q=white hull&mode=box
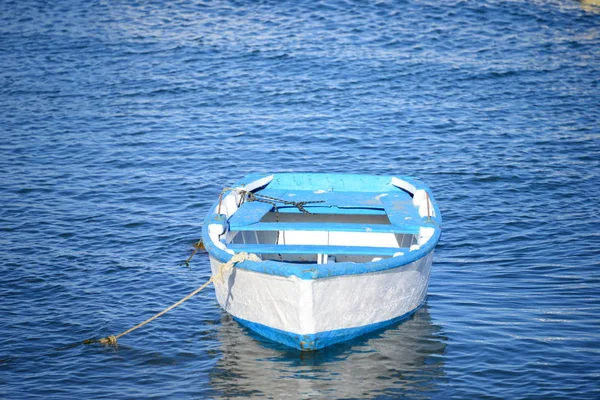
[209,251,433,349]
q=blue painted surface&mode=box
[2,0,599,398]
[228,200,275,227]
[228,174,422,227]
[235,304,423,351]
[380,194,425,226]
[226,172,430,231]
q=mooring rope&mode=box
[217,187,325,221]
[84,251,260,347]
[85,187,319,347]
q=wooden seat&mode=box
[225,186,426,236]
[226,243,408,256]
[228,221,421,235]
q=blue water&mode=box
[1,0,599,398]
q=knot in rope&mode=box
[99,336,118,346]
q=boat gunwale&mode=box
[201,173,442,280]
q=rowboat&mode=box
[202,173,442,350]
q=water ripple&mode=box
[1,0,599,398]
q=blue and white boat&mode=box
[202,173,442,350]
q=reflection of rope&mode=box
[84,252,260,347]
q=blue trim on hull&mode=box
[233,304,424,351]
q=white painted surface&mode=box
[210,258,308,333]
[417,227,435,245]
[210,252,433,335]
[412,189,436,219]
[391,177,417,194]
[278,230,400,248]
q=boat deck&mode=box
[228,187,426,235]
[216,174,438,261]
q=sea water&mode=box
[1,0,599,398]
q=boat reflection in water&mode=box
[210,306,447,398]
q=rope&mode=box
[213,252,261,282]
[84,252,260,347]
[217,187,325,221]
